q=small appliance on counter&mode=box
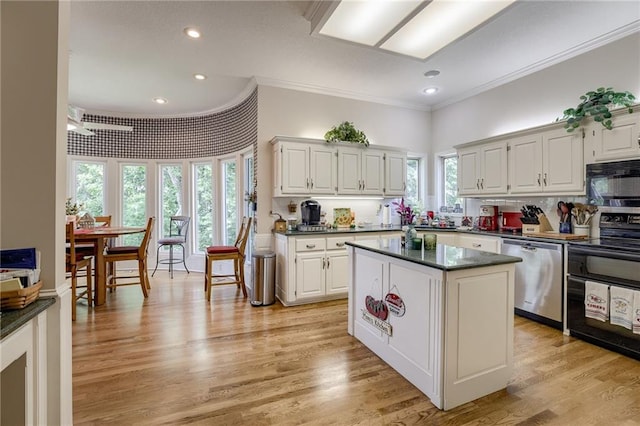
[478,205,499,231]
[300,199,321,225]
[501,212,522,232]
[270,211,287,232]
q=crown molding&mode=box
[254,75,431,112]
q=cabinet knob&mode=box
[472,243,481,248]
[306,244,316,249]
[543,173,547,186]
[336,242,345,248]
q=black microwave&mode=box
[586,159,640,207]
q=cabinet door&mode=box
[508,135,543,194]
[592,113,640,161]
[325,250,349,295]
[361,150,384,195]
[480,142,508,194]
[457,148,480,195]
[337,147,362,194]
[542,128,584,193]
[295,252,325,299]
[281,144,309,194]
[384,151,407,196]
[310,145,336,194]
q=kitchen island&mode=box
[346,238,521,410]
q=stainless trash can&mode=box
[251,250,276,306]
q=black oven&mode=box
[567,212,640,360]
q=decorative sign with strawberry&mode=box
[365,295,388,320]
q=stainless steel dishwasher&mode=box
[501,238,563,329]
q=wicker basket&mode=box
[0,281,42,310]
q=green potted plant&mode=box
[324,121,369,146]
[560,87,635,132]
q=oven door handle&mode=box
[569,245,640,262]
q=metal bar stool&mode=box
[152,215,190,279]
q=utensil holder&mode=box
[574,224,590,236]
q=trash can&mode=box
[251,250,276,306]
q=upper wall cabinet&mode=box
[509,128,584,194]
[337,146,384,195]
[271,136,407,198]
[272,139,336,196]
[457,141,508,196]
[384,151,407,196]
[590,112,640,162]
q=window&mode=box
[193,163,213,253]
[73,161,105,216]
[406,157,420,205]
[221,160,237,245]
[121,164,147,245]
[443,155,462,210]
[159,164,184,238]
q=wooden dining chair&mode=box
[204,216,252,301]
[104,217,154,298]
[75,214,112,257]
[66,222,93,321]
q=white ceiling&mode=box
[68,1,640,117]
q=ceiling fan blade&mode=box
[70,126,95,136]
[82,122,133,132]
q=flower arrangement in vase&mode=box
[392,197,415,226]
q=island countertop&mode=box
[346,238,522,271]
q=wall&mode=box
[431,32,640,152]
[0,1,72,423]
[256,85,431,237]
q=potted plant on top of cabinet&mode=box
[324,121,369,146]
[560,87,635,133]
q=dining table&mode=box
[74,226,146,306]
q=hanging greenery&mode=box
[560,87,635,132]
[324,121,369,146]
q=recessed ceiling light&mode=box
[424,70,441,78]
[153,97,168,105]
[423,87,439,95]
[183,27,201,39]
[194,73,207,80]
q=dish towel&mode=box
[610,286,634,330]
[585,281,609,322]
[633,290,640,335]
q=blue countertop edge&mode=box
[1,297,56,341]
[276,226,580,244]
[346,239,522,272]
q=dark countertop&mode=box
[346,238,522,271]
[1,298,56,340]
[276,225,576,244]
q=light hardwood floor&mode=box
[72,273,640,425]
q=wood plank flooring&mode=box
[72,273,640,425]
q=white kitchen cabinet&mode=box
[337,146,384,195]
[456,234,501,253]
[457,141,508,196]
[272,139,336,196]
[508,128,584,194]
[275,233,356,305]
[384,151,407,196]
[591,112,640,161]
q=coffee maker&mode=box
[478,205,499,231]
[301,199,321,225]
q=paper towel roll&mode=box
[382,205,390,226]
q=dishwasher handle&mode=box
[502,238,562,252]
